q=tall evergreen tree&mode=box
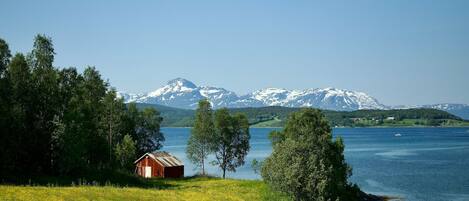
[2,53,30,174]
[29,34,60,174]
[0,38,11,175]
[55,68,89,174]
[212,109,250,179]
[186,99,215,175]
[0,38,11,77]
[102,89,126,163]
[52,68,81,171]
[81,67,109,168]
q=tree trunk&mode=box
[223,168,226,179]
[202,157,205,175]
[109,104,112,162]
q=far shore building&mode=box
[134,151,184,178]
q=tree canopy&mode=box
[0,35,164,178]
[186,99,216,175]
[212,108,250,179]
[261,108,360,201]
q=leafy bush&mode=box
[261,108,359,201]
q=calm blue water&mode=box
[160,127,469,201]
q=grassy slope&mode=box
[0,177,289,201]
[251,117,284,127]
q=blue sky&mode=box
[1,0,468,105]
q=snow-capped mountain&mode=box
[117,78,469,119]
[246,87,386,110]
[128,78,204,109]
[117,78,386,111]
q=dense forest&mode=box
[138,104,468,127]
[0,36,163,180]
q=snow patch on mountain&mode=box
[250,88,292,106]
[116,92,142,103]
[199,86,239,108]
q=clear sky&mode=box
[1,0,468,106]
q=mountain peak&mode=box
[167,78,197,88]
[119,79,387,110]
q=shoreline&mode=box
[162,126,469,129]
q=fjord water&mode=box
[160,127,469,201]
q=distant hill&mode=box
[135,103,194,127]
[135,103,469,128]
[420,104,469,120]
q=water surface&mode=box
[160,127,469,201]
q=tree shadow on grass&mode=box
[0,169,180,189]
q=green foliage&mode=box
[251,159,263,175]
[123,103,164,156]
[31,34,55,70]
[0,40,12,175]
[324,108,463,127]
[27,34,61,174]
[0,38,11,76]
[0,53,31,175]
[115,135,137,171]
[102,89,127,162]
[212,109,250,178]
[186,100,216,175]
[0,36,163,178]
[139,107,164,153]
[268,130,285,146]
[261,108,359,201]
[139,103,466,127]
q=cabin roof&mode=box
[134,151,184,167]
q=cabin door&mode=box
[144,166,152,178]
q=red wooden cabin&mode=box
[134,151,184,178]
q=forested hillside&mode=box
[137,104,469,127]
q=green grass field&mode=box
[0,177,290,201]
[251,117,284,127]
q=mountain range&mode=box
[117,78,469,119]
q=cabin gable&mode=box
[134,152,184,178]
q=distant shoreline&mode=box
[162,126,469,129]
